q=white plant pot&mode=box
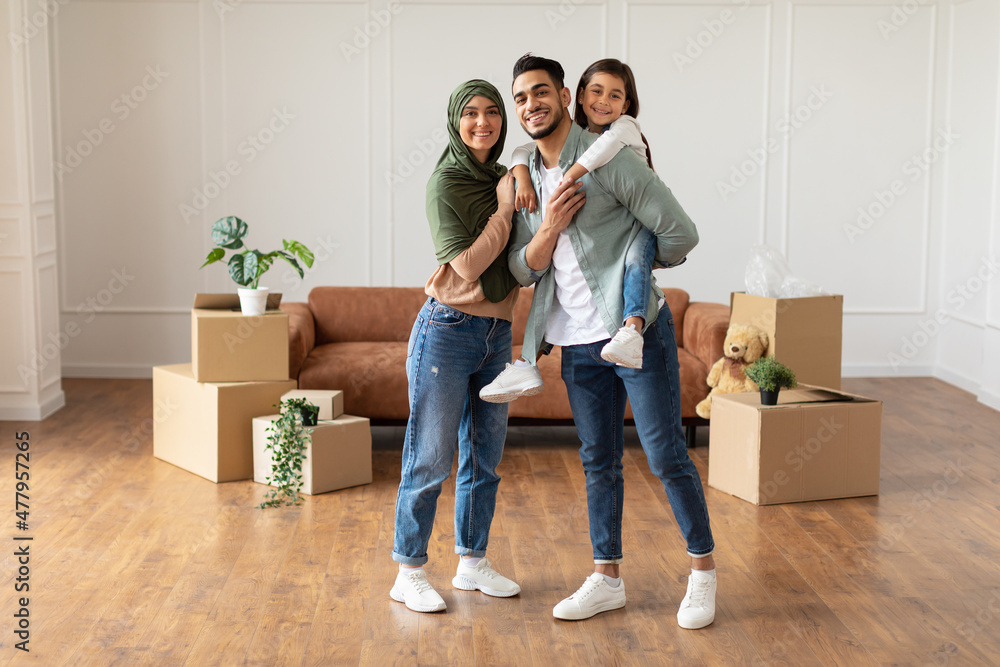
[237,287,269,316]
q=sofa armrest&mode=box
[683,302,730,370]
[280,301,315,381]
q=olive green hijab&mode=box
[426,79,519,303]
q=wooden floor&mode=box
[1,377,999,665]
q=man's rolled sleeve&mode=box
[508,210,549,285]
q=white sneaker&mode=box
[600,325,643,368]
[479,363,544,403]
[677,571,716,629]
[390,569,447,613]
[553,573,627,620]
[452,558,521,597]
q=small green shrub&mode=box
[745,356,798,392]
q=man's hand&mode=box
[525,180,586,272]
[542,180,585,234]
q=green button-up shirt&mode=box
[508,122,699,362]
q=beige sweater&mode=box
[424,203,519,321]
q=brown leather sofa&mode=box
[282,286,729,444]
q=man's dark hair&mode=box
[512,53,565,90]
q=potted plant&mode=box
[745,356,798,406]
[300,402,320,426]
[259,397,317,508]
[200,216,315,316]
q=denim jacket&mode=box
[508,123,698,362]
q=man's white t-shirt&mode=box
[538,164,608,346]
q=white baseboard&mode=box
[932,366,981,395]
[976,385,1000,413]
[0,391,66,421]
[932,366,1000,413]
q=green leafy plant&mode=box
[259,398,317,508]
[745,356,798,392]
[300,403,319,426]
[201,216,315,288]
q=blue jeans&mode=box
[561,303,714,562]
[622,227,656,323]
[392,298,512,566]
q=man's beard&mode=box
[523,105,564,140]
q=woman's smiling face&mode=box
[459,95,503,162]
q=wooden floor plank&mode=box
[711,502,877,666]
[184,621,256,666]
[130,506,260,663]
[207,508,300,626]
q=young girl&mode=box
[480,59,657,404]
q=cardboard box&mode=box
[252,414,372,494]
[729,292,844,390]
[708,385,881,505]
[191,293,289,383]
[280,389,344,420]
[153,364,297,483]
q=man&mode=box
[506,53,717,627]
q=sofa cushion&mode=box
[684,302,730,371]
[309,286,427,345]
[298,341,409,420]
[677,347,710,418]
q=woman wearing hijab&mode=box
[389,80,521,613]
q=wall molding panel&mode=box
[0,0,65,419]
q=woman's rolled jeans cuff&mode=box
[392,552,429,567]
[457,547,486,558]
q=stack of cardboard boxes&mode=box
[708,293,883,505]
[253,389,372,495]
[152,295,372,492]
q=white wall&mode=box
[22,0,1000,407]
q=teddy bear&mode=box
[695,324,770,419]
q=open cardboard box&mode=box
[729,292,843,390]
[191,293,289,382]
[708,384,881,505]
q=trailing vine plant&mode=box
[259,398,316,508]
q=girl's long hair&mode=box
[573,59,654,171]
